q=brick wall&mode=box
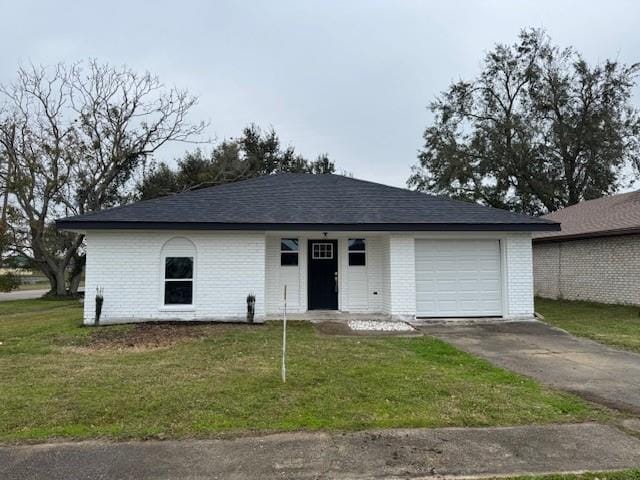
[83,230,265,325]
[532,243,561,299]
[388,235,417,319]
[380,236,391,314]
[504,235,535,318]
[533,234,640,306]
[84,230,536,324]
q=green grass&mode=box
[536,298,640,353]
[502,470,640,480]
[0,299,608,443]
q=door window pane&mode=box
[312,243,333,259]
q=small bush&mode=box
[0,272,21,292]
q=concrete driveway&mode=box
[418,320,640,414]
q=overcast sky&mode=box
[1,0,639,187]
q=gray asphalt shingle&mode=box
[56,173,559,231]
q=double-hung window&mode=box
[348,239,366,266]
[280,238,299,266]
[164,257,194,305]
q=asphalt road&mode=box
[0,289,48,301]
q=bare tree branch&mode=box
[0,60,206,295]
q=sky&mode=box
[1,0,639,188]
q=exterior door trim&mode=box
[307,239,339,310]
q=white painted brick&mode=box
[83,230,265,325]
[388,235,416,318]
[84,230,536,324]
[504,235,535,317]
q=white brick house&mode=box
[57,174,558,325]
[533,191,640,306]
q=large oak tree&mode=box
[0,61,205,295]
[409,29,640,215]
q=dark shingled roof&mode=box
[534,190,640,242]
[56,173,559,232]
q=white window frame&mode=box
[280,238,299,266]
[163,256,194,307]
[348,238,366,266]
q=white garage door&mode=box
[415,240,502,317]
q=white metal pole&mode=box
[282,284,287,383]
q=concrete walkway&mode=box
[418,320,640,414]
[2,423,640,479]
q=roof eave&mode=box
[56,220,561,232]
[534,226,640,243]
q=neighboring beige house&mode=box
[533,191,640,306]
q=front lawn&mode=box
[504,471,640,480]
[0,299,606,443]
[536,298,640,353]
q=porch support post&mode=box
[256,233,267,321]
[388,235,416,321]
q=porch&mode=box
[264,231,533,322]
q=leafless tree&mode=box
[0,60,206,295]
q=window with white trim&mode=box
[312,242,334,259]
[164,257,194,304]
[280,238,299,266]
[348,239,366,266]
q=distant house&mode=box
[56,174,557,325]
[533,191,640,306]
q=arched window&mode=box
[161,237,196,306]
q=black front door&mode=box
[308,240,338,310]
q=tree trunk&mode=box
[69,274,82,296]
[30,231,85,297]
[68,254,85,296]
[1,154,10,228]
[34,260,58,295]
[35,259,67,296]
[54,266,66,296]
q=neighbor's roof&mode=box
[534,190,640,242]
[56,173,559,232]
